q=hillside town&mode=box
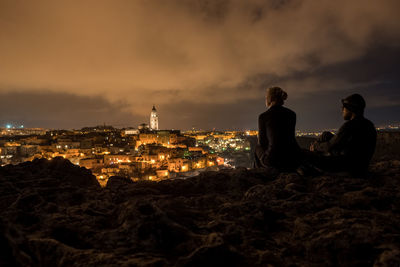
[0,106,255,186]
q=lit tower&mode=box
[150,105,159,130]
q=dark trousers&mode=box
[254,145,299,172]
[302,150,347,172]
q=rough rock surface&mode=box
[1,157,400,266]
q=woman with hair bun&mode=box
[255,87,301,171]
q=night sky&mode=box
[0,0,399,130]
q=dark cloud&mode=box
[159,98,263,131]
[0,91,143,129]
[0,0,399,129]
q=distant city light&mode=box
[6,124,12,129]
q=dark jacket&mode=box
[256,105,301,170]
[327,116,377,174]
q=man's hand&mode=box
[310,141,316,152]
[311,140,330,153]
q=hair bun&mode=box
[267,86,288,104]
[281,91,288,100]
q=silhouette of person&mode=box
[310,93,377,175]
[255,87,301,171]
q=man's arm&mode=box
[310,131,334,153]
[327,123,350,155]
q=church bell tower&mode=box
[150,105,159,130]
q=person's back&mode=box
[258,105,300,170]
[255,87,300,171]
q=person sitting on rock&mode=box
[310,93,377,175]
[255,87,301,171]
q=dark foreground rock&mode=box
[1,158,400,266]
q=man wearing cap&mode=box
[310,94,377,175]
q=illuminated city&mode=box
[0,107,259,186]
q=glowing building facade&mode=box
[150,105,159,130]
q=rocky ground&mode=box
[1,157,400,266]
